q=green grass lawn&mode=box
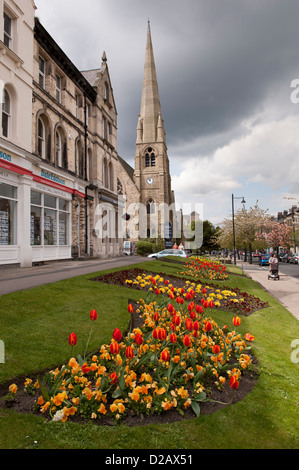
[0,259,298,449]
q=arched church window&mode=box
[145,147,156,167]
[147,198,155,214]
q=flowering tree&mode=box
[255,220,293,253]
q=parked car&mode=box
[281,253,291,263]
[278,252,286,262]
[259,254,271,266]
[148,249,188,259]
[289,254,299,264]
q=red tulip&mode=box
[125,346,134,359]
[202,288,207,294]
[109,372,118,385]
[68,332,77,346]
[161,350,170,362]
[167,303,174,314]
[158,328,167,341]
[229,375,239,390]
[153,328,159,340]
[185,318,193,331]
[110,342,120,354]
[153,311,159,321]
[112,328,122,342]
[173,315,181,326]
[81,364,91,374]
[203,301,209,309]
[205,321,212,332]
[233,316,241,327]
[187,302,195,311]
[169,332,177,343]
[155,288,160,295]
[212,344,220,354]
[134,333,143,345]
[196,305,203,314]
[127,304,134,314]
[189,311,196,319]
[90,309,97,321]
[245,333,255,342]
[183,335,191,347]
[209,301,215,308]
[193,320,200,331]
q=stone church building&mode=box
[116,22,176,243]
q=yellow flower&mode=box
[9,384,17,394]
[98,403,107,414]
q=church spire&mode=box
[138,22,165,144]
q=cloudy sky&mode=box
[34,0,299,224]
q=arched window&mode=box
[87,148,92,180]
[55,128,62,167]
[117,178,123,195]
[75,139,83,178]
[2,89,11,138]
[103,158,108,188]
[37,117,45,159]
[147,198,155,214]
[145,147,156,167]
[109,161,113,191]
[37,114,51,161]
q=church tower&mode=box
[134,22,174,238]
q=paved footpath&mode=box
[0,256,148,296]
[237,260,299,321]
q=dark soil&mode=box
[90,268,269,316]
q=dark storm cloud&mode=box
[35,0,299,162]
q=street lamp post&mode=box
[232,194,246,265]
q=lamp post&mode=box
[232,194,246,265]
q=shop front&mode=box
[0,145,77,266]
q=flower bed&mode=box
[3,274,258,426]
[92,268,269,316]
[183,257,229,281]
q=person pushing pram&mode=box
[268,253,279,280]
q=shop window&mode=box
[30,191,70,246]
[2,89,11,138]
[0,182,17,245]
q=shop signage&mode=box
[0,150,12,162]
[40,169,66,186]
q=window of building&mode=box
[30,191,70,246]
[38,56,46,89]
[56,74,62,103]
[2,89,11,138]
[37,117,45,158]
[86,104,91,127]
[75,93,80,119]
[147,198,155,214]
[55,128,62,167]
[145,147,156,167]
[117,178,123,195]
[3,12,12,49]
[75,139,83,177]
[0,182,17,245]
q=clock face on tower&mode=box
[146,177,154,185]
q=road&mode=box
[238,257,299,279]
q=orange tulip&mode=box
[127,304,134,314]
[110,342,120,355]
[229,375,239,390]
[153,328,159,340]
[169,332,177,343]
[125,346,134,359]
[233,317,241,327]
[161,350,170,362]
[158,328,167,341]
[109,372,118,385]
